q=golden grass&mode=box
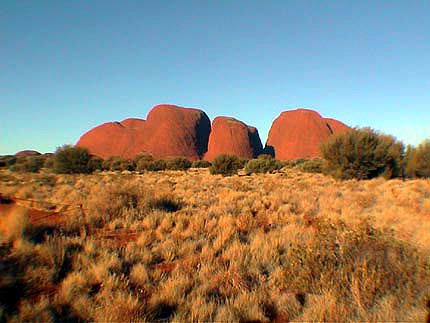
[0,168,430,322]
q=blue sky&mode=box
[1,0,429,155]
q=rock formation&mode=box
[14,150,41,157]
[76,104,348,162]
[141,104,211,160]
[75,122,137,159]
[324,118,349,135]
[204,117,263,161]
[265,108,349,160]
[76,104,211,160]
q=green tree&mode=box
[53,145,91,174]
[321,128,404,180]
[209,154,242,176]
[404,140,430,178]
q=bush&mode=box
[53,145,91,174]
[146,159,167,171]
[404,140,430,178]
[191,160,211,168]
[209,154,242,176]
[0,156,16,168]
[282,158,306,169]
[24,156,44,173]
[166,157,192,170]
[135,154,154,171]
[257,154,273,160]
[43,155,54,169]
[244,158,282,175]
[295,158,324,174]
[7,156,44,173]
[102,156,135,172]
[135,155,167,172]
[321,128,404,180]
[87,156,103,172]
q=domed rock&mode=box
[76,121,140,159]
[204,117,263,161]
[76,104,211,160]
[265,108,348,160]
[14,150,41,157]
[141,104,211,160]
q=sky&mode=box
[1,0,429,155]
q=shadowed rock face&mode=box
[324,118,349,135]
[204,117,263,161]
[14,150,41,157]
[265,108,349,160]
[142,104,211,160]
[76,104,211,160]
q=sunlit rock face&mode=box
[265,108,349,160]
[204,116,263,161]
[76,104,211,160]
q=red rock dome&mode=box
[141,104,211,160]
[76,104,211,160]
[14,150,41,157]
[204,117,263,161]
[265,108,349,160]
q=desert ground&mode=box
[1,167,430,322]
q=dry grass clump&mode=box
[1,168,430,322]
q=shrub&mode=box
[23,156,44,173]
[404,140,430,178]
[210,154,242,176]
[282,158,306,169]
[146,159,167,171]
[102,156,135,171]
[122,160,136,172]
[7,156,44,173]
[295,158,324,174]
[257,154,274,160]
[43,155,54,169]
[321,128,404,180]
[87,156,103,172]
[135,155,167,172]
[135,154,154,171]
[0,156,16,168]
[191,160,211,168]
[166,157,192,170]
[53,145,91,174]
[107,157,123,171]
[244,158,282,175]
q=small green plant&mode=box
[166,157,192,170]
[102,156,135,171]
[295,158,323,174]
[43,155,54,169]
[135,154,154,171]
[53,145,91,174]
[7,156,44,173]
[146,159,167,171]
[257,154,273,160]
[87,156,103,172]
[209,154,242,176]
[321,128,404,180]
[404,140,430,178]
[244,158,282,175]
[0,156,16,168]
[191,160,211,168]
